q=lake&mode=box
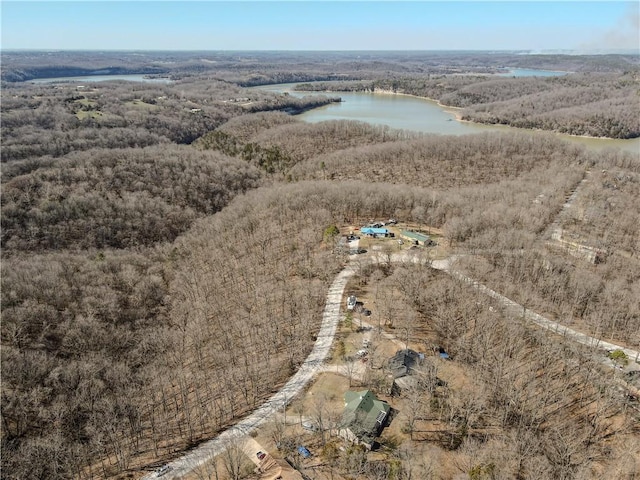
[498,68,569,77]
[30,74,172,84]
[258,83,513,136]
[256,83,639,155]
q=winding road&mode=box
[447,267,640,362]
[143,260,357,479]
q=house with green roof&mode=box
[400,230,431,246]
[339,390,391,448]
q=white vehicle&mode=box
[156,465,171,477]
[302,420,319,431]
[347,295,357,311]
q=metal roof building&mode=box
[360,227,390,237]
[400,230,431,245]
[341,390,391,446]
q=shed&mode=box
[400,230,431,245]
[347,295,357,311]
[297,446,311,458]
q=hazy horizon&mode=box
[2,48,638,54]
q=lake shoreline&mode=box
[366,88,636,142]
[371,87,463,118]
[258,83,639,153]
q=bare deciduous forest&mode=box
[1,51,639,479]
[1,146,263,251]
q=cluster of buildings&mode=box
[323,222,441,449]
[336,347,446,449]
[357,221,433,247]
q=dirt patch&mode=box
[289,373,350,418]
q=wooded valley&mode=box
[1,51,639,479]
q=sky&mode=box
[1,1,638,52]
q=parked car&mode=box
[355,349,368,358]
[298,446,312,458]
[302,420,319,432]
[347,295,357,311]
[156,465,171,477]
[257,451,267,461]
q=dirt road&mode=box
[144,244,637,478]
[142,257,357,479]
[426,254,638,364]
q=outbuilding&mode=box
[400,230,431,246]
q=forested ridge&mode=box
[1,146,263,251]
[1,51,639,479]
[0,79,337,163]
[196,115,415,174]
[2,50,637,83]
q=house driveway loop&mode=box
[145,243,637,478]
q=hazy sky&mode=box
[1,1,638,52]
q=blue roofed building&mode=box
[360,227,391,237]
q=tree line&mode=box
[4,50,636,83]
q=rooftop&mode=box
[343,390,390,441]
[400,230,430,242]
[361,227,389,235]
[387,349,424,378]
